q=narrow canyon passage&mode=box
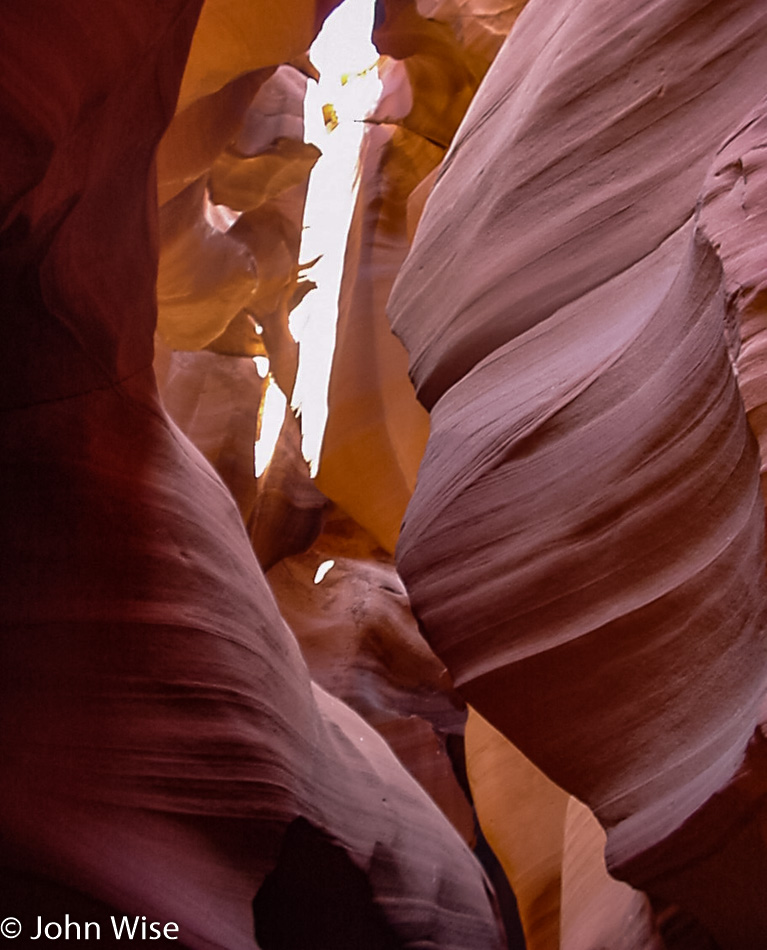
[2,1,767,949]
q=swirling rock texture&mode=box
[698,100,767,534]
[390,0,767,947]
[7,0,767,947]
[155,56,334,574]
[319,1,674,946]
[156,62,318,393]
[0,0,508,947]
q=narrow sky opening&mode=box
[313,559,336,584]
[289,0,382,476]
[255,376,287,478]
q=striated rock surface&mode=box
[391,0,767,945]
[697,99,767,530]
[10,0,767,944]
[391,0,767,410]
[1,368,506,949]
[0,1,507,946]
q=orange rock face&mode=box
[317,0,524,553]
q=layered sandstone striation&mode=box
[390,0,767,946]
[6,0,767,946]
[698,100,767,532]
[0,1,507,946]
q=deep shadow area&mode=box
[474,828,527,950]
[253,817,401,949]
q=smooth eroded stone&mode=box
[392,2,767,943]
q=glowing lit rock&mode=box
[157,69,272,207]
[315,62,435,552]
[156,178,258,350]
[157,67,316,368]
[466,709,661,950]
[177,0,338,112]
[318,0,525,551]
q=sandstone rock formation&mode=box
[466,709,663,950]
[390,0,767,946]
[0,1,507,946]
[268,509,476,842]
[6,0,767,946]
[698,99,767,532]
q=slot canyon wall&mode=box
[1,1,767,950]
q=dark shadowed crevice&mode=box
[253,817,401,950]
[445,732,527,949]
[474,829,527,950]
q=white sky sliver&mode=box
[254,377,287,478]
[252,355,270,378]
[313,559,336,584]
[289,0,382,477]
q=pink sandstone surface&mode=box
[4,0,767,946]
[390,0,767,946]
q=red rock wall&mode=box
[7,0,767,946]
[390,0,767,946]
[0,2,507,946]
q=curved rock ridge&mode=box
[157,65,316,380]
[697,98,767,532]
[154,60,329,572]
[0,1,507,946]
[155,343,264,527]
[1,370,506,948]
[399,217,767,856]
[388,0,767,409]
[392,0,767,943]
[177,0,340,113]
[249,410,330,572]
[466,709,663,950]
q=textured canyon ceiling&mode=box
[2,0,767,948]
